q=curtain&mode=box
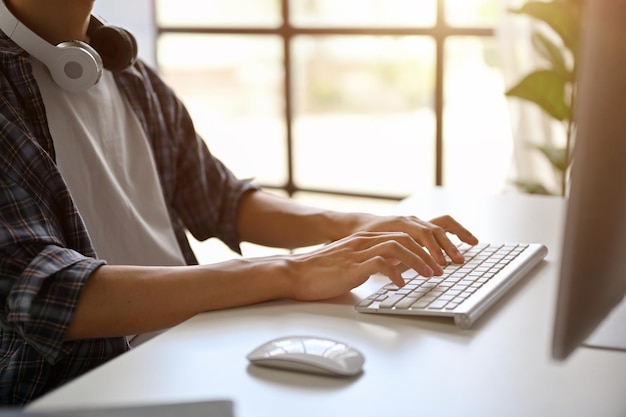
[496,0,566,195]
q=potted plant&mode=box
[505,0,583,196]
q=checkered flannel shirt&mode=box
[0,31,257,405]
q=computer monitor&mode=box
[552,0,626,360]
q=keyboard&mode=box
[355,242,548,329]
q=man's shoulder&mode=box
[0,31,32,94]
[114,58,171,97]
[0,31,26,57]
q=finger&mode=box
[400,218,459,265]
[389,233,444,274]
[430,215,479,245]
[431,226,466,264]
[358,255,409,288]
[414,229,449,266]
[424,227,470,264]
[361,240,438,278]
[336,231,444,275]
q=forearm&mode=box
[67,212,472,340]
[236,190,367,249]
[66,258,291,340]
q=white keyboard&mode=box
[355,242,548,329]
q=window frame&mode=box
[153,0,495,201]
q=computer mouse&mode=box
[246,335,365,377]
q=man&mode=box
[0,0,478,405]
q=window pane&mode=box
[290,0,436,28]
[445,0,499,27]
[156,0,281,27]
[158,34,286,186]
[294,192,397,215]
[292,36,436,196]
[443,37,512,192]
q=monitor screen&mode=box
[552,0,626,360]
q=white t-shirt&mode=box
[31,60,186,267]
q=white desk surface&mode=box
[28,189,626,417]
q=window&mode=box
[154,0,511,207]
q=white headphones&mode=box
[0,0,137,92]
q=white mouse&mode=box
[247,335,365,377]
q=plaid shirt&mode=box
[0,32,257,405]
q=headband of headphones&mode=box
[0,0,137,92]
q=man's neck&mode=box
[5,0,95,44]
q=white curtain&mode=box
[496,0,566,195]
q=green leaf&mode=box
[531,31,571,79]
[510,180,554,195]
[535,144,567,171]
[510,1,581,53]
[505,69,570,121]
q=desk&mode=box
[28,189,626,417]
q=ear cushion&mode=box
[50,40,103,92]
[89,25,137,72]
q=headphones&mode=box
[0,0,137,92]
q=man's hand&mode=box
[338,213,479,266]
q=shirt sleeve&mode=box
[0,117,104,365]
[174,127,260,253]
